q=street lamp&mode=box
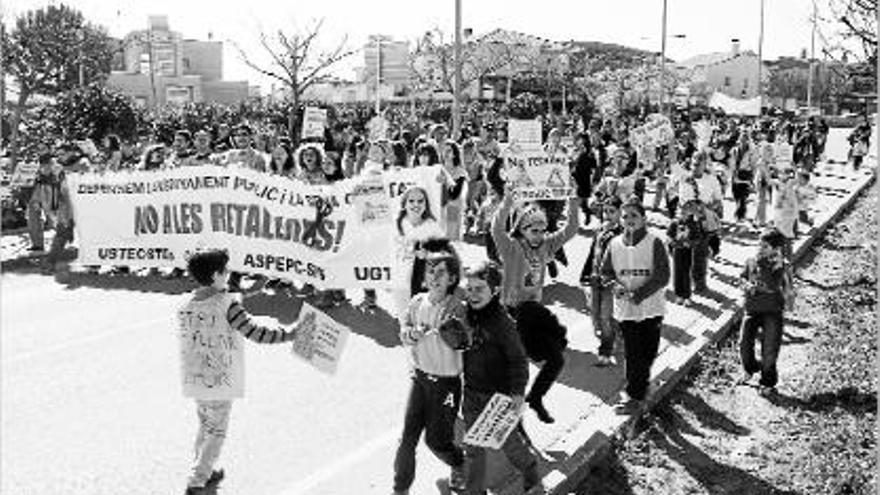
[452,0,462,139]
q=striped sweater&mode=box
[191,287,293,344]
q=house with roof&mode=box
[678,40,762,102]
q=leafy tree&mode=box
[232,18,353,145]
[507,92,543,120]
[2,4,112,162]
[52,83,143,142]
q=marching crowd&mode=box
[18,104,874,494]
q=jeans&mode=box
[620,317,663,401]
[393,370,464,491]
[590,286,618,357]
[45,220,75,266]
[732,183,750,221]
[739,311,784,387]
[461,389,539,494]
[672,246,693,299]
[189,400,232,488]
[691,238,709,291]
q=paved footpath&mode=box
[0,129,874,495]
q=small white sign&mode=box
[507,119,543,148]
[291,302,350,374]
[463,393,525,449]
[10,162,40,188]
[368,116,389,142]
[302,107,328,140]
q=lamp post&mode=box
[807,0,817,112]
[757,0,765,111]
[660,0,667,114]
[452,0,462,139]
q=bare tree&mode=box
[232,19,353,144]
[409,28,521,97]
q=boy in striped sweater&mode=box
[179,250,300,495]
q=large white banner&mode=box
[66,164,445,289]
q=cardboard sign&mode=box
[507,119,543,148]
[463,393,525,449]
[351,174,391,225]
[291,302,350,374]
[10,162,40,188]
[503,148,574,201]
[302,107,328,140]
[178,295,245,400]
[368,116,389,142]
[774,143,794,171]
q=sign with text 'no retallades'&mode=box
[503,147,574,201]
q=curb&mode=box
[524,167,877,495]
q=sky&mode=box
[2,0,850,92]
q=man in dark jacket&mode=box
[461,261,540,494]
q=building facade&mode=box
[107,16,250,107]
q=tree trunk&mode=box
[289,90,300,148]
[8,90,29,167]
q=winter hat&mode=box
[512,203,548,233]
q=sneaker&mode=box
[758,385,777,397]
[527,397,555,424]
[594,355,616,367]
[614,398,645,416]
[207,469,225,484]
[449,462,467,492]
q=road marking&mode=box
[2,291,263,367]
[274,426,400,495]
[2,316,168,366]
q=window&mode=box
[724,76,731,87]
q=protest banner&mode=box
[66,164,444,289]
[178,298,245,400]
[368,115,389,141]
[350,173,391,225]
[302,107,328,140]
[507,119,543,148]
[774,142,794,172]
[291,302,350,374]
[503,147,574,201]
[462,393,525,449]
[596,93,618,116]
[9,162,40,188]
[693,120,713,151]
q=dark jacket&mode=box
[571,149,596,199]
[463,297,529,395]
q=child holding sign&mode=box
[179,250,299,495]
[461,260,540,493]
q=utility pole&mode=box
[807,0,817,111]
[452,0,462,139]
[1,22,6,149]
[147,23,158,108]
[757,0,765,111]
[660,0,668,115]
[374,36,382,115]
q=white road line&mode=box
[2,316,168,366]
[274,426,400,495]
[2,291,262,366]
